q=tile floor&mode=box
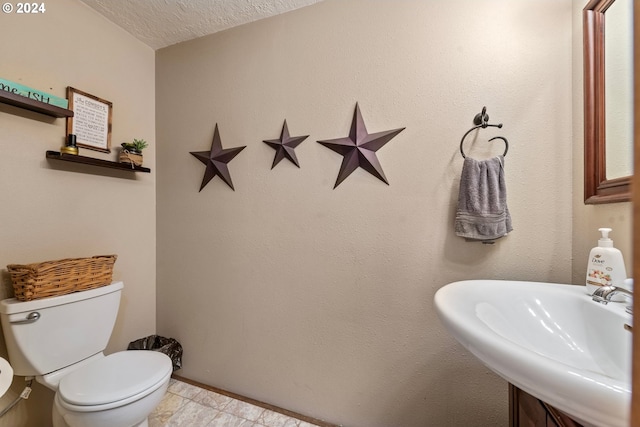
[150,379,322,427]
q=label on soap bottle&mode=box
[586,266,612,287]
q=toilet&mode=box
[0,281,172,427]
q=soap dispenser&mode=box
[585,228,627,295]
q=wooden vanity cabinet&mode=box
[510,384,583,427]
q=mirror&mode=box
[605,0,633,179]
[583,0,633,204]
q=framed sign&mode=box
[66,87,113,153]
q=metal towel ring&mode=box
[459,130,509,159]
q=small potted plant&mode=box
[119,138,148,166]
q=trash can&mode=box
[127,335,183,371]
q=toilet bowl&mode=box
[0,282,173,427]
[52,351,172,427]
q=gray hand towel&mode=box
[455,155,512,242]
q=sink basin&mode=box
[0,356,13,398]
[434,280,631,427]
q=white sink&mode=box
[0,356,13,398]
[434,280,631,427]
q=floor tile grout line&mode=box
[167,389,192,414]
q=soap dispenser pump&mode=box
[585,228,627,295]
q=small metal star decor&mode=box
[263,120,309,169]
[190,124,246,191]
[317,103,405,188]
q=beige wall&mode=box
[571,0,633,284]
[156,1,574,425]
[0,1,630,426]
[0,0,156,425]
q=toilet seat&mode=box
[57,351,172,412]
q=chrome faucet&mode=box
[592,285,633,314]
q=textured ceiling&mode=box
[79,0,324,50]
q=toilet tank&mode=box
[0,281,124,376]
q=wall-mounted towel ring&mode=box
[488,136,508,157]
[460,133,509,159]
[459,107,507,159]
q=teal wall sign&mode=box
[0,78,68,108]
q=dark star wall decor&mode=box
[317,103,405,188]
[263,120,309,169]
[190,124,246,191]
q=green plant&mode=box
[121,138,148,153]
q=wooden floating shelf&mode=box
[0,91,74,118]
[46,151,151,173]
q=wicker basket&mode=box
[7,255,117,301]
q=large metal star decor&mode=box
[263,120,309,169]
[190,124,246,191]
[317,103,405,188]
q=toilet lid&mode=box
[58,351,172,406]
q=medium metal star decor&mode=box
[263,120,309,169]
[190,124,246,191]
[317,103,405,188]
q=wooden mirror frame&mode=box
[584,0,632,204]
